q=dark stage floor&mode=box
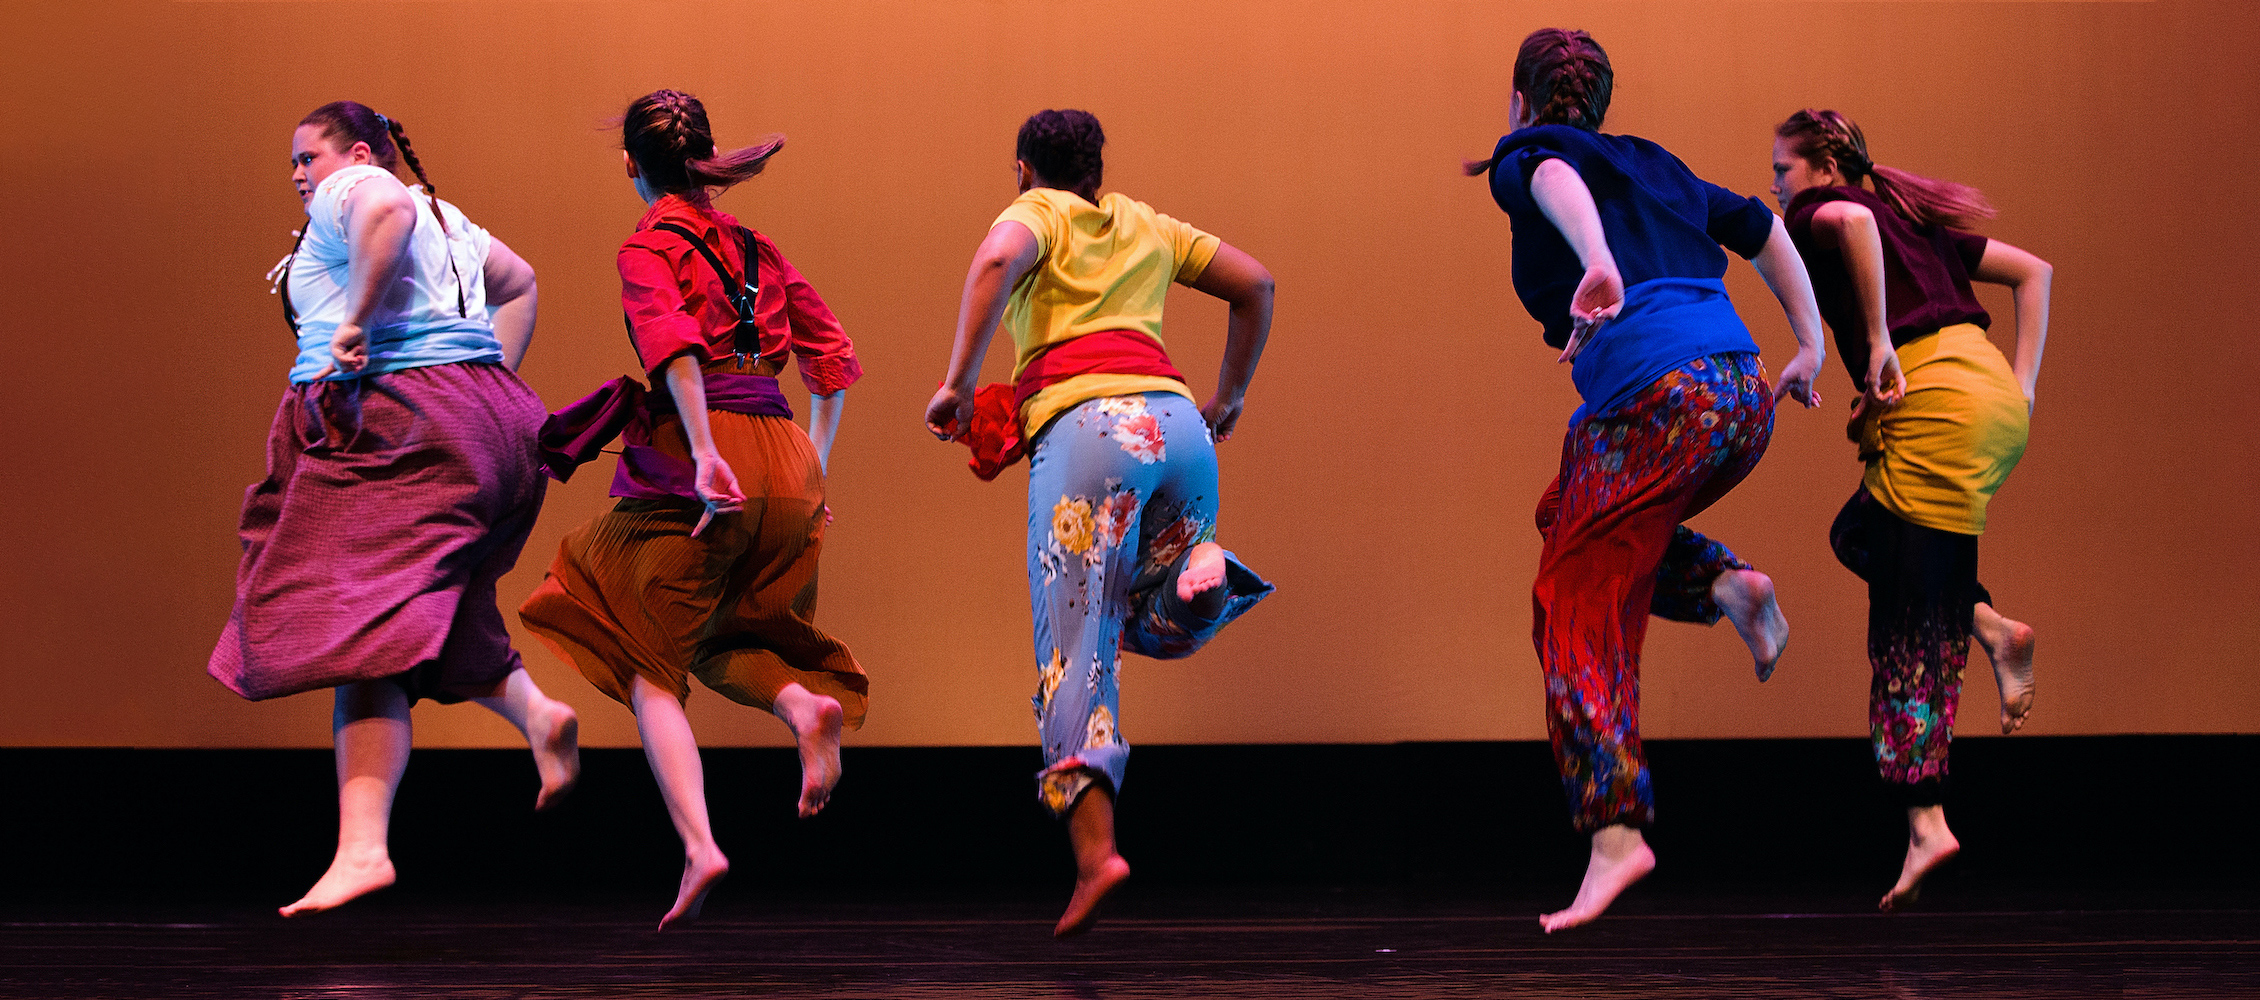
[5,886,2256,999]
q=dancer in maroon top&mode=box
[1772,108,2052,910]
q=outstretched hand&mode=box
[925,385,974,441]
[691,453,745,538]
[1774,348,1824,408]
[1559,264,1624,364]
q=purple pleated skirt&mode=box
[208,361,548,703]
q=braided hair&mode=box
[299,101,451,234]
[621,89,784,197]
[1775,108,1994,230]
[294,101,468,317]
[1015,109,1105,202]
[1464,29,1615,176]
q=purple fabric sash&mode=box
[538,372,794,500]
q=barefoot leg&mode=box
[1973,603,2035,734]
[470,667,582,810]
[1054,784,1131,938]
[281,681,408,917]
[772,682,844,818]
[1539,824,1656,933]
[1173,541,1230,619]
[1881,805,1960,911]
[630,676,730,931]
[1711,568,1789,681]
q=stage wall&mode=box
[2,1,2252,748]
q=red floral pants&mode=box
[1533,353,1774,832]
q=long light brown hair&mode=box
[1775,109,1994,230]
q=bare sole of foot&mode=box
[1054,855,1131,938]
[1880,834,1959,912]
[1977,608,2036,734]
[1176,542,1227,604]
[1540,841,1655,933]
[658,851,730,932]
[533,702,581,812]
[279,853,396,918]
[793,697,845,818]
[1714,569,1789,682]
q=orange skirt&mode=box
[519,410,868,726]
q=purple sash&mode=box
[538,372,793,500]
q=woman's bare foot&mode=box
[279,848,395,918]
[1713,569,1789,681]
[530,698,581,811]
[775,685,845,818]
[1881,806,1959,911]
[1055,854,1131,938]
[1974,603,2035,734]
[659,847,730,931]
[1540,824,1655,933]
[1176,542,1229,618]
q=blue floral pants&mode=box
[1025,393,1273,816]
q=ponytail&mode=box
[1774,109,1995,230]
[621,89,784,197]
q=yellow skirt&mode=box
[1852,324,2029,536]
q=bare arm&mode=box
[663,353,745,536]
[807,390,845,471]
[1186,242,1273,441]
[482,238,538,372]
[1970,239,2052,408]
[1806,200,1905,407]
[925,221,1040,439]
[1528,158,1623,363]
[315,180,418,378]
[1747,216,1827,408]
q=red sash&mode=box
[952,329,1185,481]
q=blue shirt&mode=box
[1487,125,1775,420]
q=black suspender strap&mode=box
[650,222,773,360]
[279,218,309,335]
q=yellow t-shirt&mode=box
[993,188,1222,436]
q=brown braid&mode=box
[297,101,469,316]
[1464,28,1615,176]
[382,117,453,236]
[1775,108,1994,230]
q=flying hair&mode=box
[1775,108,1995,231]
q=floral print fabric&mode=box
[1830,486,1993,800]
[1026,393,1273,816]
[1533,353,1775,832]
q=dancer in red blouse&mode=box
[520,90,868,930]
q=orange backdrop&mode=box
[2,1,2253,749]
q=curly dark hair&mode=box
[621,89,784,196]
[1015,109,1104,199]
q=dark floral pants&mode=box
[1830,487,1991,804]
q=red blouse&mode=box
[617,195,863,395]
